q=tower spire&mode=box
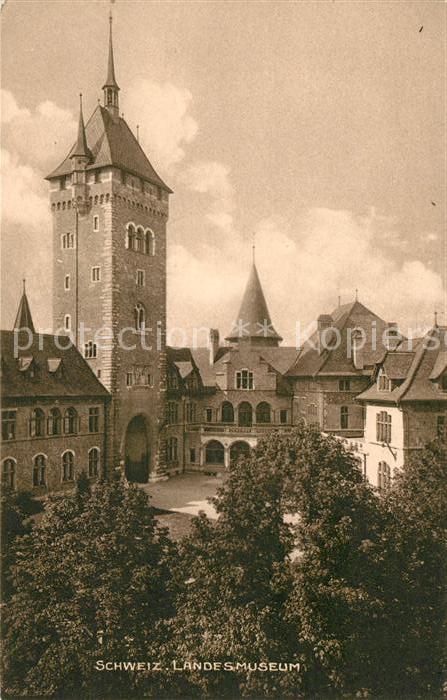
[103,10,120,115]
[70,94,90,159]
[14,280,35,333]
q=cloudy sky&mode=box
[1,0,445,343]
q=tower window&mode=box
[64,315,71,331]
[64,275,70,291]
[136,269,145,286]
[93,215,99,231]
[91,266,101,282]
[126,223,135,249]
[134,303,146,331]
[135,227,143,252]
[144,229,155,256]
[61,233,75,249]
[84,341,97,359]
[126,372,134,387]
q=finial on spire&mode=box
[434,310,438,327]
[338,294,341,308]
[22,278,26,293]
[355,288,359,301]
[136,124,140,143]
[70,91,90,160]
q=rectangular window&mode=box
[97,369,102,379]
[235,369,254,390]
[91,267,101,282]
[205,408,213,422]
[2,410,16,441]
[64,315,71,331]
[280,409,288,424]
[340,406,349,429]
[136,269,145,286]
[437,415,446,440]
[93,215,99,232]
[376,411,392,443]
[64,274,70,291]
[339,379,351,392]
[378,370,391,391]
[84,341,97,359]
[190,448,196,463]
[166,402,179,424]
[186,402,196,423]
[126,372,134,387]
[88,407,100,433]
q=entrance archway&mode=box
[205,440,225,466]
[230,441,250,465]
[124,415,150,483]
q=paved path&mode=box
[141,472,225,540]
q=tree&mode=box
[171,438,298,698]
[1,487,40,602]
[379,439,447,698]
[2,477,178,698]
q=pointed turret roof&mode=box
[70,94,91,160]
[226,263,282,345]
[103,12,119,90]
[13,281,35,333]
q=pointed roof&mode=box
[46,105,172,191]
[13,282,35,333]
[70,94,91,160]
[103,13,119,90]
[226,263,282,344]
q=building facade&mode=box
[1,291,110,493]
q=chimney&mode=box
[317,314,333,355]
[209,328,220,365]
[385,322,401,350]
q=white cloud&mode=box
[125,79,198,171]
[1,148,49,228]
[168,207,445,344]
[183,160,235,234]
[423,232,439,242]
[1,89,76,169]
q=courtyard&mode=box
[142,472,225,540]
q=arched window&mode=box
[88,447,100,478]
[238,402,253,427]
[146,229,155,256]
[126,223,135,250]
[29,408,45,438]
[64,315,71,331]
[221,401,234,423]
[205,440,224,465]
[378,461,391,491]
[48,408,62,436]
[64,407,78,435]
[2,458,16,489]
[340,406,349,430]
[256,402,271,424]
[135,227,143,252]
[33,454,46,487]
[167,437,178,463]
[62,451,74,482]
[134,303,146,331]
[107,89,113,106]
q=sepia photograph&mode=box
[0,0,446,697]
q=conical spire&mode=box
[70,94,90,159]
[226,263,282,346]
[13,280,35,333]
[103,11,119,90]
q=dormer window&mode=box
[377,368,391,391]
[235,369,254,390]
[18,356,34,373]
[134,303,146,332]
[47,358,62,374]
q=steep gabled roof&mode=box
[1,331,110,400]
[357,326,447,404]
[46,106,172,192]
[287,300,389,377]
[226,263,282,344]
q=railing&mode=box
[200,423,294,435]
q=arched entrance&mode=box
[230,441,250,465]
[124,415,150,483]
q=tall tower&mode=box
[46,16,172,481]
